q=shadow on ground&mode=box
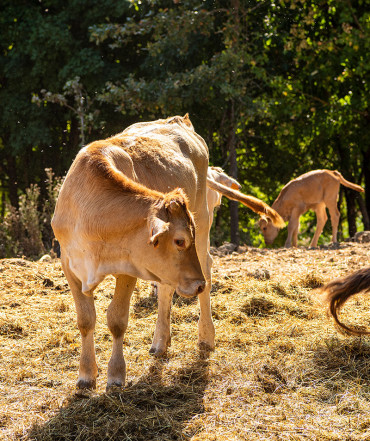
[28,352,210,441]
[312,338,370,378]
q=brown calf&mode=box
[259,169,364,247]
[52,114,213,389]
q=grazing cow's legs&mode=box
[326,199,340,243]
[285,210,300,248]
[107,275,136,388]
[292,225,299,248]
[310,203,328,247]
[62,256,98,389]
[150,284,174,356]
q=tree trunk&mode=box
[1,189,5,219]
[362,147,370,219]
[5,154,19,209]
[69,117,82,156]
[337,187,344,241]
[335,135,359,237]
[357,194,370,230]
[227,102,239,246]
[214,206,223,247]
[344,188,357,238]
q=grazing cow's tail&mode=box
[322,267,370,336]
[332,170,364,193]
[207,178,285,228]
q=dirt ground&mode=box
[0,240,369,440]
[211,240,369,284]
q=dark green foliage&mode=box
[1,0,369,256]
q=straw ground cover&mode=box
[1,242,370,440]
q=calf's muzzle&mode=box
[176,277,206,298]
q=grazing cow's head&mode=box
[259,216,280,245]
[146,189,205,298]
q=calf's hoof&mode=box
[149,336,171,357]
[106,380,124,391]
[76,378,96,390]
[107,358,126,390]
[149,346,167,357]
[149,342,169,357]
[198,341,215,352]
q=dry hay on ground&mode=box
[0,242,370,440]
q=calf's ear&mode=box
[258,216,267,228]
[182,113,194,129]
[148,217,169,247]
[259,215,273,228]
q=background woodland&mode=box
[1,0,369,257]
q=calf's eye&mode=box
[175,239,186,248]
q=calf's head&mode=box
[146,189,205,298]
[259,216,280,245]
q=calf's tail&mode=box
[333,170,364,193]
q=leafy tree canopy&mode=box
[0,0,369,252]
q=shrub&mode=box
[0,169,63,259]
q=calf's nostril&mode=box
[196,281,206,294]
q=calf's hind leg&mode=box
[107,275,136,389]
[326,200,340,243]
[310,203,328,247]
[62,257,98,390]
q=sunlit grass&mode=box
[1,244,369,440]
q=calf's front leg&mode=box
[150,284,174,356]
[198,280,215,350]
[62,257,98,390]
[285,211,300,248]
[106,275,136,389]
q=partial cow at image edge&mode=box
[321,266,370,336]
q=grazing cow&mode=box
[206,169,285,229]
[206,166,241,228]
[322,267,370,335]
[52,114,213,389]
[259,170,364,248]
